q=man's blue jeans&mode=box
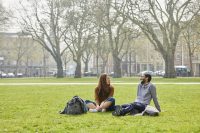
[121,102,146,115]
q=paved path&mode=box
[0,82,200,86]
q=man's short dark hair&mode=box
[144,73,152,82]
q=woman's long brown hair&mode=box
[97,74,110,97]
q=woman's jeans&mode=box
[85,97,115,111]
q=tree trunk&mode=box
[74,58,82,78]
[96,28,101,77]
[15,64,19,75]
[84,60,89,73]
[163,51,176,78]
[129,52,132,77]
[189,53,194,77]
[56,58,64,78]
[112,53,122,78]
[64,59,68,77]
[101,60,107,73]
[188,44,194,77]
[15,58,20,75]
[25,57,29,77]
[125,53,128,76]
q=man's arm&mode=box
[150,85,161,112]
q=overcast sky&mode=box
[1,0,21,32]
[0,0,167,32]
[1,0,19,8]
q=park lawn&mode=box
[0,78,200,132]
[1,77,200,83]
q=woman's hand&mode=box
[96,105,101,111]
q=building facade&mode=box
[0,32,56,77]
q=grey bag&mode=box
[60,96,87,115]
[142,105,159,116]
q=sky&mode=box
[0,0,181,33]
[1,0,21,32]
[1,0,19,8]
[2,0,166,10]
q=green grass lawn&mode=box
[0,78,200,132]
[1,76,200,83]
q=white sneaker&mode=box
[89,109,98,112]
[102,109,106,112]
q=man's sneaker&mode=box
[89,109,98,113]
[112,105,122,116]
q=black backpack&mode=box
[60,96,88,115]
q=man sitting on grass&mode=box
[112,73,161,116]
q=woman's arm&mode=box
[94,87,100,105]
[108,86,114,97]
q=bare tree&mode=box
[90,28,111,74]
[98,34,111,73]
[23,41,43,77]
[115,0,200,78]
[95,0,138,78]
[12,33,34,74]
[125,39,137,77]
[64,0,95,78]
[82,39,94,73]
[92,5,104,76]
[62,50,72,77]
[182,16,200,76]
[19,0,67,78]
[0,3,9,26]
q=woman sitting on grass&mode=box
[86,73,115,112]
